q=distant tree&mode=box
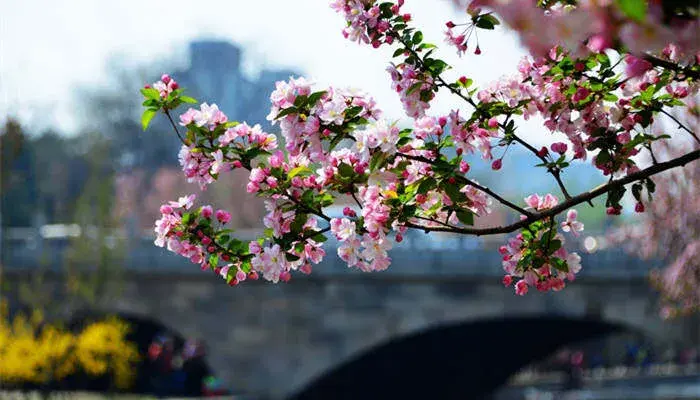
[0,119,36,227]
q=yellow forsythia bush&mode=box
[0,301,139,389]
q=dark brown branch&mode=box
[642,54,700,80]
[405,149,700,236]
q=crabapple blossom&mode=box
[140,0,698,306]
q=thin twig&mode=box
[642,54,700,80]
[405,149,700,236]
[508,132,575,202]
[659,109,700,145]
[164,109,188,145]
[398,153,533,217]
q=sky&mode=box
[0,0,539,138]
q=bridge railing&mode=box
[0,226,661,278]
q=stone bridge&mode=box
[2,230,699,398]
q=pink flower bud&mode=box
[161,74,171,84]
[160,205,173,214]
[474,45,481,55]
[551,142,568,155]
[228,279,239,287]
[236,269,247,282]
[232,160,243,169]
[202,236,211,245]
[606,206,621,215]
[502,275,513,286]
[248,271,259,280]
[144,84,151,89]
[438,116,447,127]
[207,246,216,253]
[446,21,456,28]
[402,13,411,22]
[221,254,230,262]
[491,159,502,170]
[395,233,403,243]
[300,264,312,275]
[280,271,291,282]
[487,117,498,129]
[459,161,470,174]
[515,280,529,296]
[201,205,213,219]
[343,207,357,217]
[635,202,645,213]
[537,146,549,158]
[216,210,231,224]
[458,76,468,85]
[249,241,262,254]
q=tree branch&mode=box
[642,54,700,80]
[405,149,700,236]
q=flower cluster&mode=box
[453,0,699,60]
[138,0,698,302]
[330,0,407,47]
[500,194,583,295]
[149,74,179,99]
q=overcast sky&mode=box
[0,0,536,139]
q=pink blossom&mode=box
[515,280,529,296]
[561,209,584,236]
[216,209,231,224]
[201,205,213,219]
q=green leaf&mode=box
[180,95,197,104]
[412,31,423,45]
[475,14,499,30]
[552,257,569,273]
[209,254,219,268]
[444,183,467,204]
[275,106,299,119]
[616,0,647,23]
[406,82,423,95]
[417,177,437,194]
[370,152,388,172]
[456,210,474,226]
[312,232,328,243]
[141,109,157,131]
[140,87,161,100]
[338,163,355,178]
[288,166,312,178]
[307,91,326,105]
[181,212,192,225]
[290,213,308,235]
[293,94,308,108]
